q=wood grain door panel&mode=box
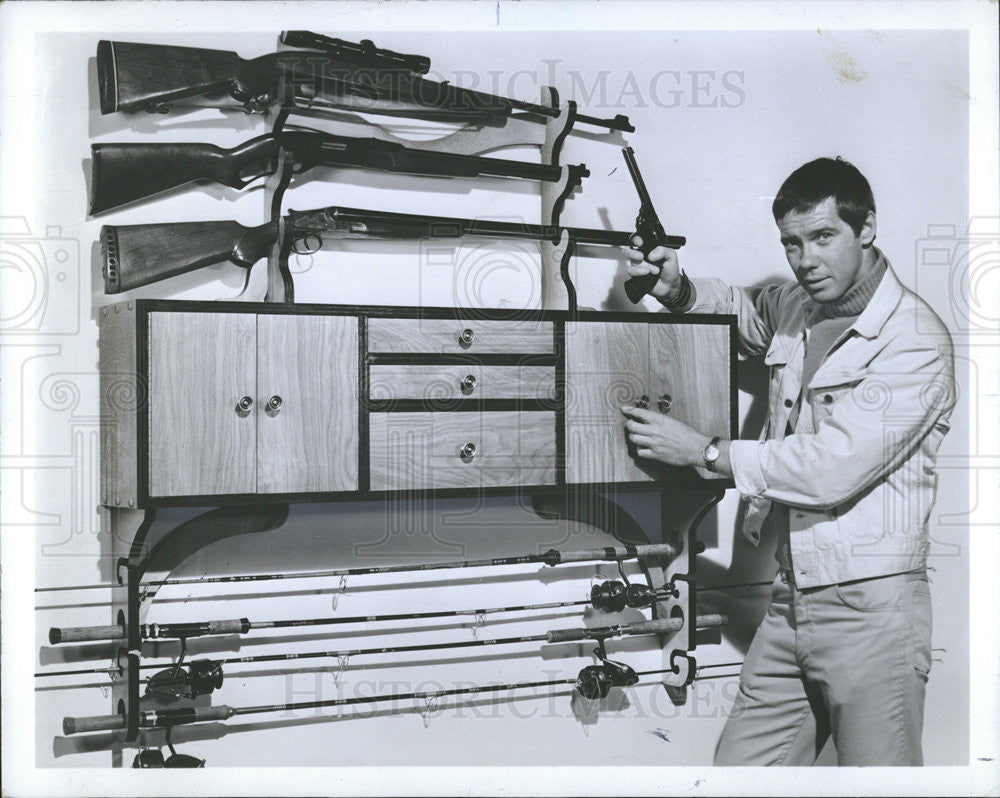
[647,324,730,436]
[256,314,359,493]
[563,321,649,484]
[647,323,731,481]
[147,312,256,497]
[369,411,556,490]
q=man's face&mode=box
[777,196,876,303]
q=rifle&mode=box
[622,146,683,304]
[97,32,634,132]
[89,129,589,215]
[101,205,686,294]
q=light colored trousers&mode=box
[715,570,932,766]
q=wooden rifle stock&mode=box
[97,40,249,114]
[101,220,277,293]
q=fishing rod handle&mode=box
[63,713,126,735]
[49,624,123,644]
[554,542,677,565]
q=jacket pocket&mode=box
[808,376,862,425]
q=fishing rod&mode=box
[51,615,726,700]
[63,614,727,735]
[36,542,676,593]
[47,579,669,645]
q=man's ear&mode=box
[859,211,877,247]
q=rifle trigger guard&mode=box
[292,233,322,255]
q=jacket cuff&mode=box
[729,439,768,498]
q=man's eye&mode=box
[816,232,833,243]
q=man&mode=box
[622,157,955,766]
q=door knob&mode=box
[266,395,283,414]
[459,328,475,347]
[236,396,254,415]
[459,442,477,461]
[634,394,650,410]
[460,374,477,394]
[657,393,672,413]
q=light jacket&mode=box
[686,260,955,587]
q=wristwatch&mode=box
[702,436,722,472]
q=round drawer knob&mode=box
[236,396,254,413]
[634,394,650,410]
[461,374,478,394]
[460,442,477,460]
[657,393,672,413]
[266,395,283,413]
[459,328,476,347]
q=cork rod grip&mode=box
[63,713,125,735]
[49,624,124,644]
[554,542,677,565]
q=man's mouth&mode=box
[803,277,829,288]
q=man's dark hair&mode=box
[772,157,875,236]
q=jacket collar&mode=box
[799,249,903,340]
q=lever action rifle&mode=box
[100,205,686,293]
[98,31,634,132]
[89,129,590,215]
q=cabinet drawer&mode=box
[369,365,556,402]
[369,411,556,490]
[367,318,554,354]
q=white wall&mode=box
[3,2,995,795]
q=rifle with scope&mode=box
[97,31,633,132]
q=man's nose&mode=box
[798,243,820,271]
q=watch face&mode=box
[703,437,721,466]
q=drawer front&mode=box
[367,318,554,354]
[369,411,556,490]
[369,365,556,402]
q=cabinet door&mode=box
[256,314,359,493]
[647,323,730,439]
[147,312,257,497]
[564,321,649,484]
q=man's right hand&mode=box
[624,235,683,301]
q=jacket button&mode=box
[823,394,833,404]
[784,398,794,408]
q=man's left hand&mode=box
[620,405,707,468]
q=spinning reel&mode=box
[574,635,640,700]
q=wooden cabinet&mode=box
[100,302,733,507]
